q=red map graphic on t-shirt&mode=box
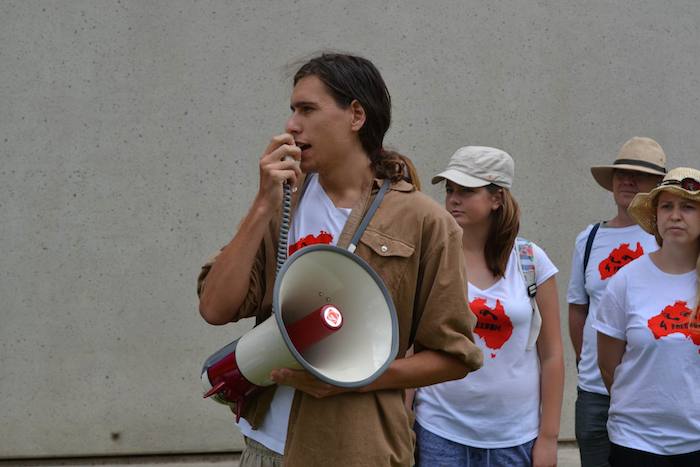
[469,298,513,358]
[288,231,333,256]
[598,242,644,280]
[647,300,700,351]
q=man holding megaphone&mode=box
[197,53,483,467]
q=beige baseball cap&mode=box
[590,137,667,191]
[431,146,514,189]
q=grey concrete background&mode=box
[1,0,698,460]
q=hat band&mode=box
[614,158,666,173]
[659,177,700,192]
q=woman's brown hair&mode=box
[484,185,520,278]
[377,150,422,189]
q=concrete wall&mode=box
[1,0,698,459]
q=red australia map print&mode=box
[647,301,700,352]
[598,242,644,280]
[469,298,513,358]
[288,231,333,256]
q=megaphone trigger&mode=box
[203,380,227,399]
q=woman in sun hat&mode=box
[567,137,668,466]
[411,146,564,467]
[594,167,700,466]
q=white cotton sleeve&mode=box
[532,242,558,286]
[567,226,592,305]
[592,272,627,341]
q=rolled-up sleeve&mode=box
[413,223,483,372]
[567,227,592,305]
[196,239,268,321]
[592,273,627,341]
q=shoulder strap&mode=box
[582,223,601,285]
[348,179,391,253]
[516,238,541,350]
[516,238,537,298]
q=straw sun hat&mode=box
[628,167,700,235]
[591,137,667,191]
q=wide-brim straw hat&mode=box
[591,137,667,191]
[628,167,700,234]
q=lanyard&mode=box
[347,179,390,253]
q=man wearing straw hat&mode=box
[567,137,668,466]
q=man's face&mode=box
[285,76,357,174]
[612,169,661,209]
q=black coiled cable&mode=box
[275,182,292,275]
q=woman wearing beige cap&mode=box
[567,137,667,467]
[412,146,564,467]
[594,167,700,465]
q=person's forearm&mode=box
[199,197,274,325]
[270,350,470,399]
[200,134,301,325]
[600,366,614,393]
[539,352,564,439]
[597,332,625,393]
[534,277,564,439]
[568,304,588,362]
[360,349,469,392]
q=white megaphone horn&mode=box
[201,244,399,421]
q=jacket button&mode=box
[380,245,388,253]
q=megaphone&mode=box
[201,244,399,421]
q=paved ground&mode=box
[1,443,581,466]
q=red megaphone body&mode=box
[201,304,343,421]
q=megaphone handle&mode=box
[233,395,244,423]
[231,387,262,423]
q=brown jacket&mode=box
[198,178,483,466]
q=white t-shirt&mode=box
[567,223,658,395]
[414,242,558,448]
[238,174,350,454]
[593,255,700,455]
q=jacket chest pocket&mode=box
[359,228,415,293]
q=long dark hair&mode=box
[294,53,406,183]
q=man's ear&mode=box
[349,100,366,132]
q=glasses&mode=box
[659,177,700,191]
[613,170,658,181]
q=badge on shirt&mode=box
[598,242,644,280]
[470,298,513,359]
[647,300,700,352]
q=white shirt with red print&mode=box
[238,173,350,454]
[567,223,658,395]
[414,242,558,448]
[593,255,700,455]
